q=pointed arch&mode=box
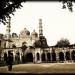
[12,44,16,48]
[52,52,56,62]
[25,53,33,62]
[71,50,75,61]
[47,53,51,62]
[59,52,64,61]
[21,41,27,52]
[4,52,7,61]
[36,53,40,60]
[22,41,27,46]
[41,53,46,62]
[66,51,70,60]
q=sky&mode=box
[0,2,75,46]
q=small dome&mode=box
[12,33,18,38]
[20,28,30,37]
[31,30,38,37]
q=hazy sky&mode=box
[0,2,75,46]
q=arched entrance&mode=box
[47,53,51,62]
[52,52,56,62]
[26,53,33,62]
[8,51,13,63]
[15,52,20,63]
[71,50,75,62]
[66,51,70,60]
[4,53,7,61]
[12,44,16,48]
[21,41,27,52]
[36,53,40,61]
[22,54,26,63]
[59,52,64,62]
[41,53,46,62]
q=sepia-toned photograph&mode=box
[0,0,75,74]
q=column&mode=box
[56,51,59,63]
[64,48,66,63]
[40,53,42,63]
[45,52,47,62]
[50,47,52,62]
[39,48,42,63]
[13,51,15,63]
[34,53,36,63]
[69,48,72,62]
[19,50,22,63]
[33,48,36,63]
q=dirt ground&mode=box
[0,63,75,74]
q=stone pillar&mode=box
[19,50,22,63]
[39,53,42,63]
[13,51,15,63]
[45,52,47,62]
[50,47,52,62]
[56,51,59,63]
[39,49,42,63]
[34,53,36,63]
[69,48,72,62]
[33,48,36,63]
[64,49,66,63]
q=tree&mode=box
[0,0,26,25]
[55,38,70,47]
[60,0,75,12]
[33,36,48,48]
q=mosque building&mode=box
[0,18,75,65]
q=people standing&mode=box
[6,51,13,71]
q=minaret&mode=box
[6,17,11,48]
[39,19,43,37]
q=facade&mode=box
[0,18,75,65]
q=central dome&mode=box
[20,28,30,38]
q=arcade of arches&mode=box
[2,47,75,64]
[1,19,75,64]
